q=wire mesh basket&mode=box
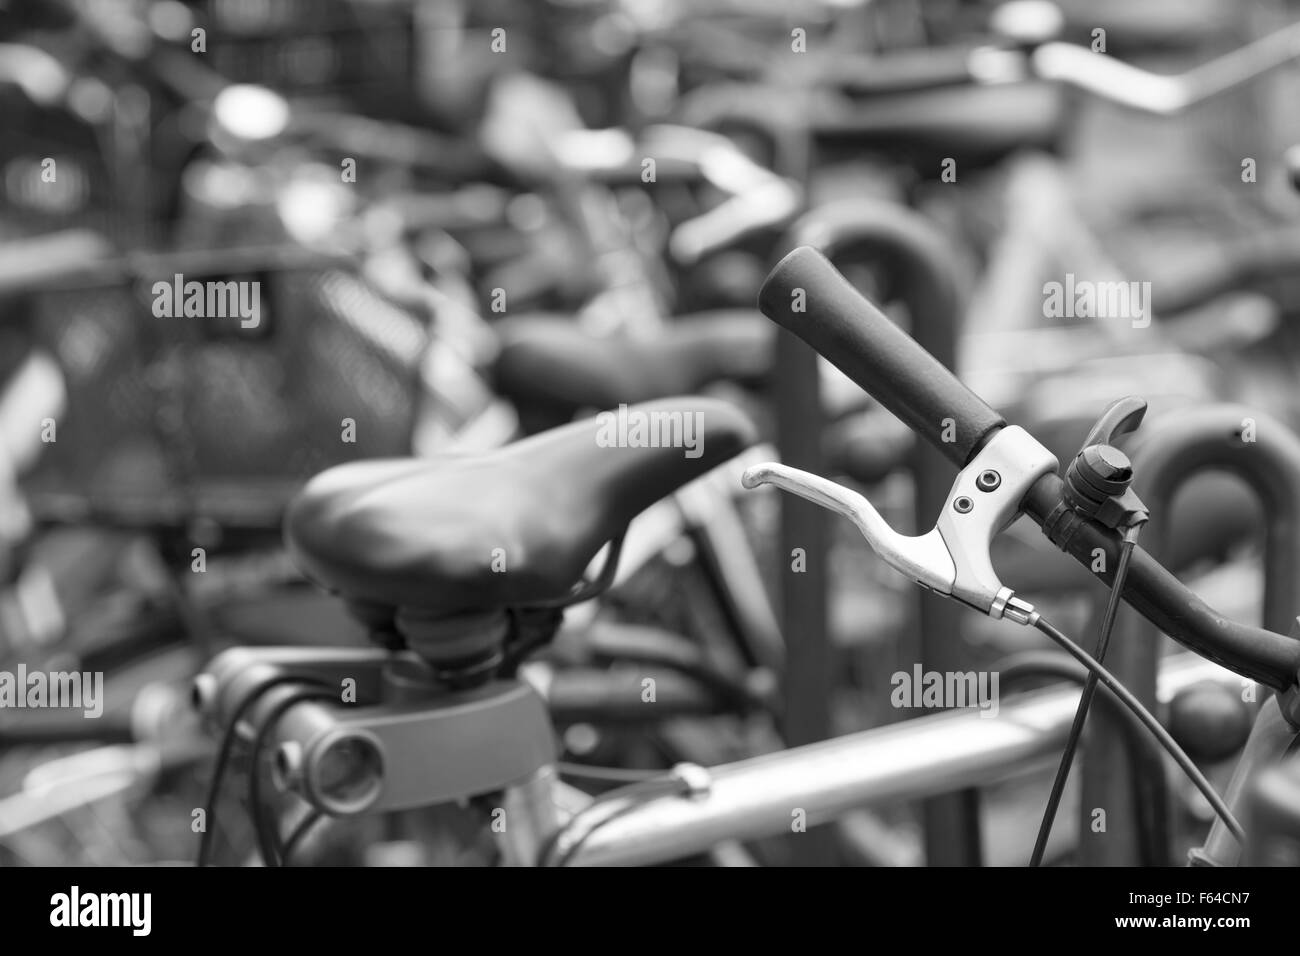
[181,0,416,105]
[20,261,430,537]
[0,104,117,241]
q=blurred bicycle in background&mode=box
[4,0,1300,870]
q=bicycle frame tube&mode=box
[588,448,784,674]
[497,766,569,867]
[1194,695,1297,867]
[673,450,785,673]
[523,653,1235,867]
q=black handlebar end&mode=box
[759,246,1005,467]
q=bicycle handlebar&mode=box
[1020,477,1300,690]
[1018,20,1300,116]
[758,246,1005,467]
[757,246,1300,692]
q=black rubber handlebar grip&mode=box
[758,246,1005,467]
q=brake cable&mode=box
[1030,528,1139,866]
[999,650,1168,865]
[196,675,323,866]
[248,686,336,867]
[1031,613,1243,845]
[542,765,706,866]
[1031,398,1151,866]
[280,809,324,866]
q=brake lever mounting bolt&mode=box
[953,496,974,513]
[976,470,1001,492]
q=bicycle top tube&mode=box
[758,246,1300,692]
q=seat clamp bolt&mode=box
[671,762,713,800]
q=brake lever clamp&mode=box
[742,426,1058,625]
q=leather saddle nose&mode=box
[284,397,758,617]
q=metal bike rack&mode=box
[779,200,973,865]
[550,654,1235,867]
[1080,404,1300,865]
[687,109,843,865]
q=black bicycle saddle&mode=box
[285,397,757,615]
[492,313,773,432]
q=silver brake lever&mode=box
[742,426,1059,625]
[741,462,957,595]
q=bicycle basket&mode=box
[20,262,430,535]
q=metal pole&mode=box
[560,654,1234,866]
[752,115,841,865]
[772,324,837,864]
[787,200,977,865]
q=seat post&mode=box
[368,607,511,688]
[344,601,516,690]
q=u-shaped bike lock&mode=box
[1082,404,1300,866]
